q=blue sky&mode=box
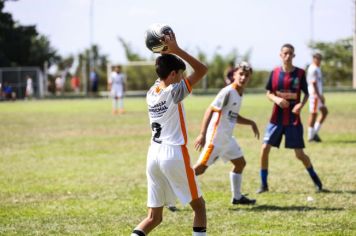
[4,0,353,70]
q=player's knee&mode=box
[240,158,246,168]
[233,158,246,172]
[295,153,309,163]
[261,144,270,155]
[295,153,303,160]
[190,197,206,213]
[324,108,329,116]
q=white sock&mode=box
[193,232,207,236]
[314,122,321,134]
[118,98,124,110]
[230,172,242,200]
[308,127,315,139]
[112,99,118,111]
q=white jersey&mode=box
[307,64,323,96]
[110,72,126,96]
[146,78,192,146]
[207,84,243,146]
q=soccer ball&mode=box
[145,23,173,53]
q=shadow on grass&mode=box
[324,190,356,194]
[230,204,344,212]
[324,139,356,144]
[256,189,356,195]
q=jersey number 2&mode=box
[151,122,162,144]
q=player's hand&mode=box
[193,163,208,176]
[194,134,206,152]
[251,122,260,139]
[276,97,290,108]
[160,32,180,54]
[292,103,302,115]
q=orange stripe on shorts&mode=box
[200,111,221,165]
[181,145,199,201]
[178,103,187,145]
[201,144,214,166]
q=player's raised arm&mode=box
[162,33,207,86]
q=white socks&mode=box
[118,98,124,110]
[309,122,322,140]
[112,99,118,111]
[308,127,315,140]
[230,172,242,200]
[314,122,321,134]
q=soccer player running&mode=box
[307,53,328,142]
[193,62,259,205]
[131,32,208,236]
[257,44,323,194]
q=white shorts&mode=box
[197,136,243,166]
[309,96,325,113]
[110,89,124,98]
[146,142,202,207]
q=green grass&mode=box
[0,93,355,235]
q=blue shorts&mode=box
[263,122,305,149]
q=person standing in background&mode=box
[25,75,34,99]
[306,53,328,142]
[108,65,126,114]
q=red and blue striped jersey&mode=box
[265,66,308,126]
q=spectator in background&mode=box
[0,82,3,100]
[55,76,64,96]
[3,82,16,101]
[25,75,34,100]
[108,65,126,114]
[71,75,80,94]
[89,67,99,96]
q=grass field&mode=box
[0,92,355,235]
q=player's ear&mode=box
[168,70,176,78]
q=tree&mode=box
[309,37,352,87]
[0,0,59,67]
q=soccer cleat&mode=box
[166,205,178,212]
[256,185,269,194]
[232,195,256,205]
[308,137,315,142]
[316,188,330,193]
[313,134,322,142]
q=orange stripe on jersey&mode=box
[200,111,221,165]
[181,145,199,200]
[184,78,192,93]
[178,102,187,145]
